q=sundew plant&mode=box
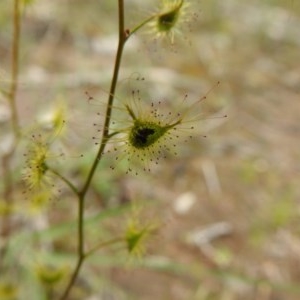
[0,1,224,299]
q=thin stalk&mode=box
[59,1,127,299]
[80,0,127,197]
[9,0,21,137]
[58,254,84,300]
[128,14,155,38]
[48,168,79,196]
[85,237,124,258]
[59,237,123,299]
[0,0,21,266]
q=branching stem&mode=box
[48,168,79,196]
[59,1,127,299]
[85,237,124,258]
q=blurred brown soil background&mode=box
[1,0,300,299]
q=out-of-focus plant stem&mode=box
[0,0,21,266]
[10,0,21,138]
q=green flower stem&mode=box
[128,14,156,38]
[107,131,121,139]
[85,237,124,258]
[48,168,79,196]
[45,286,54,300]
[58,254,84,300]
[59,1,127,299]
